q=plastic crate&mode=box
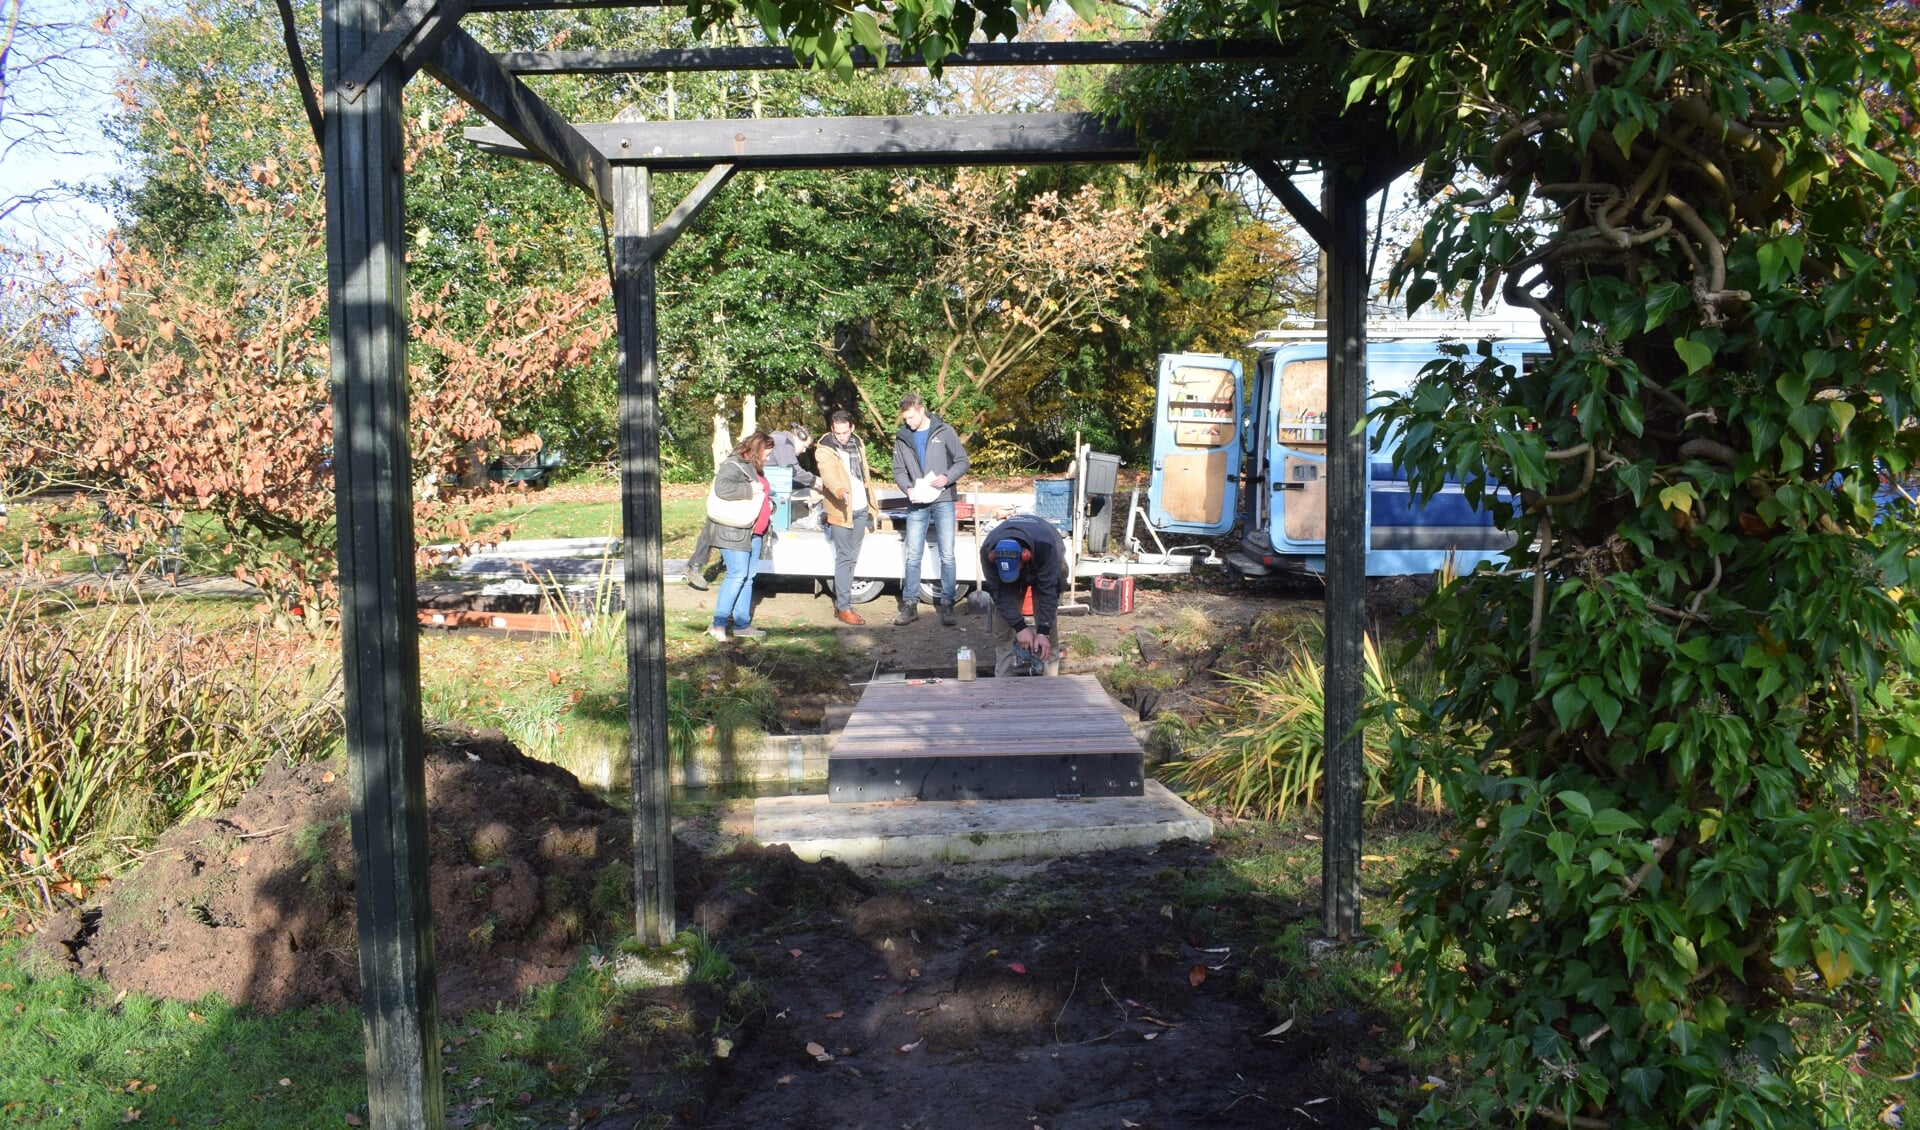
[1033,478,1074,534]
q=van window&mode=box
[1275,360,1328,445]
[1166,363,1237,448]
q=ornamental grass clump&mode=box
[1166,632,1436,820]
[0,591,340,928]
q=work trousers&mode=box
[825,512,868,611]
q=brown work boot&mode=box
[893,602,919,626]
[835,608,865,626]
[938,602,956,627]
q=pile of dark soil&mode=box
[29,725,633,1015]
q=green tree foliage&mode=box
[1353,3,1920,1125]
[1042,174,1312,464]
[98,0,1286,492]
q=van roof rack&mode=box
[1249,319,1541,346]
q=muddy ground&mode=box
[28,732,1418,1129]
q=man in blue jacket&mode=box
[892,393,969,626]
[979,513,1064,676]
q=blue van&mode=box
[1148,326,1547,578]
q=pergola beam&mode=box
[467,111,1229,170]
[470,0,673,7]
[498,39,1292,75]
[638,162,734,259]
[426,26,612,202]
[1246,156,1333,250]
[323,0,442,1123]
[338,0,470,100]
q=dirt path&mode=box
[582,840,1391,1130]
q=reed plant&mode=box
[1164,631,1439,820]
[0,591,340,928]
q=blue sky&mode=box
[1,0,125,259]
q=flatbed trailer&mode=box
[757,477,1206,606]
[434,451,1212,604]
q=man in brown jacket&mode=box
[815,410,876,625]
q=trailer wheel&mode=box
[919,581,972,606]
[833,578,886,605]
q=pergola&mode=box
[317,1,1412,1120]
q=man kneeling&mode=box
[979,514,1063,677]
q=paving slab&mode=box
[751,779,1212,866]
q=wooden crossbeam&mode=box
[498,40,1292,75]
[426,27,612,202]
[468,111,1233,170]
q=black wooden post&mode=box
[1321,172,1369,941]
[321,0,443,1123]
[612,164,676,945]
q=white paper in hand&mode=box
[907,476,940,504]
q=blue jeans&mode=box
[900,497,955,607]
[712,536,762,629]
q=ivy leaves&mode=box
[1365,0,1920,1125]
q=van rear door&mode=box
[1148,353,1244,535]
[1265,351,1334,553]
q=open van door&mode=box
[1267,353,1333,554]
[1148,353,1244,536]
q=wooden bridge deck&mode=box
[827,675,1145,802]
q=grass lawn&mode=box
[458,471,706,556]
[0,931,692,1128]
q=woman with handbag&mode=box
[705,432,775,642]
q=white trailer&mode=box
[754,464,1210,605]
[435,447,1215,603]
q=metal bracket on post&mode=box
[338,0,471,102]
